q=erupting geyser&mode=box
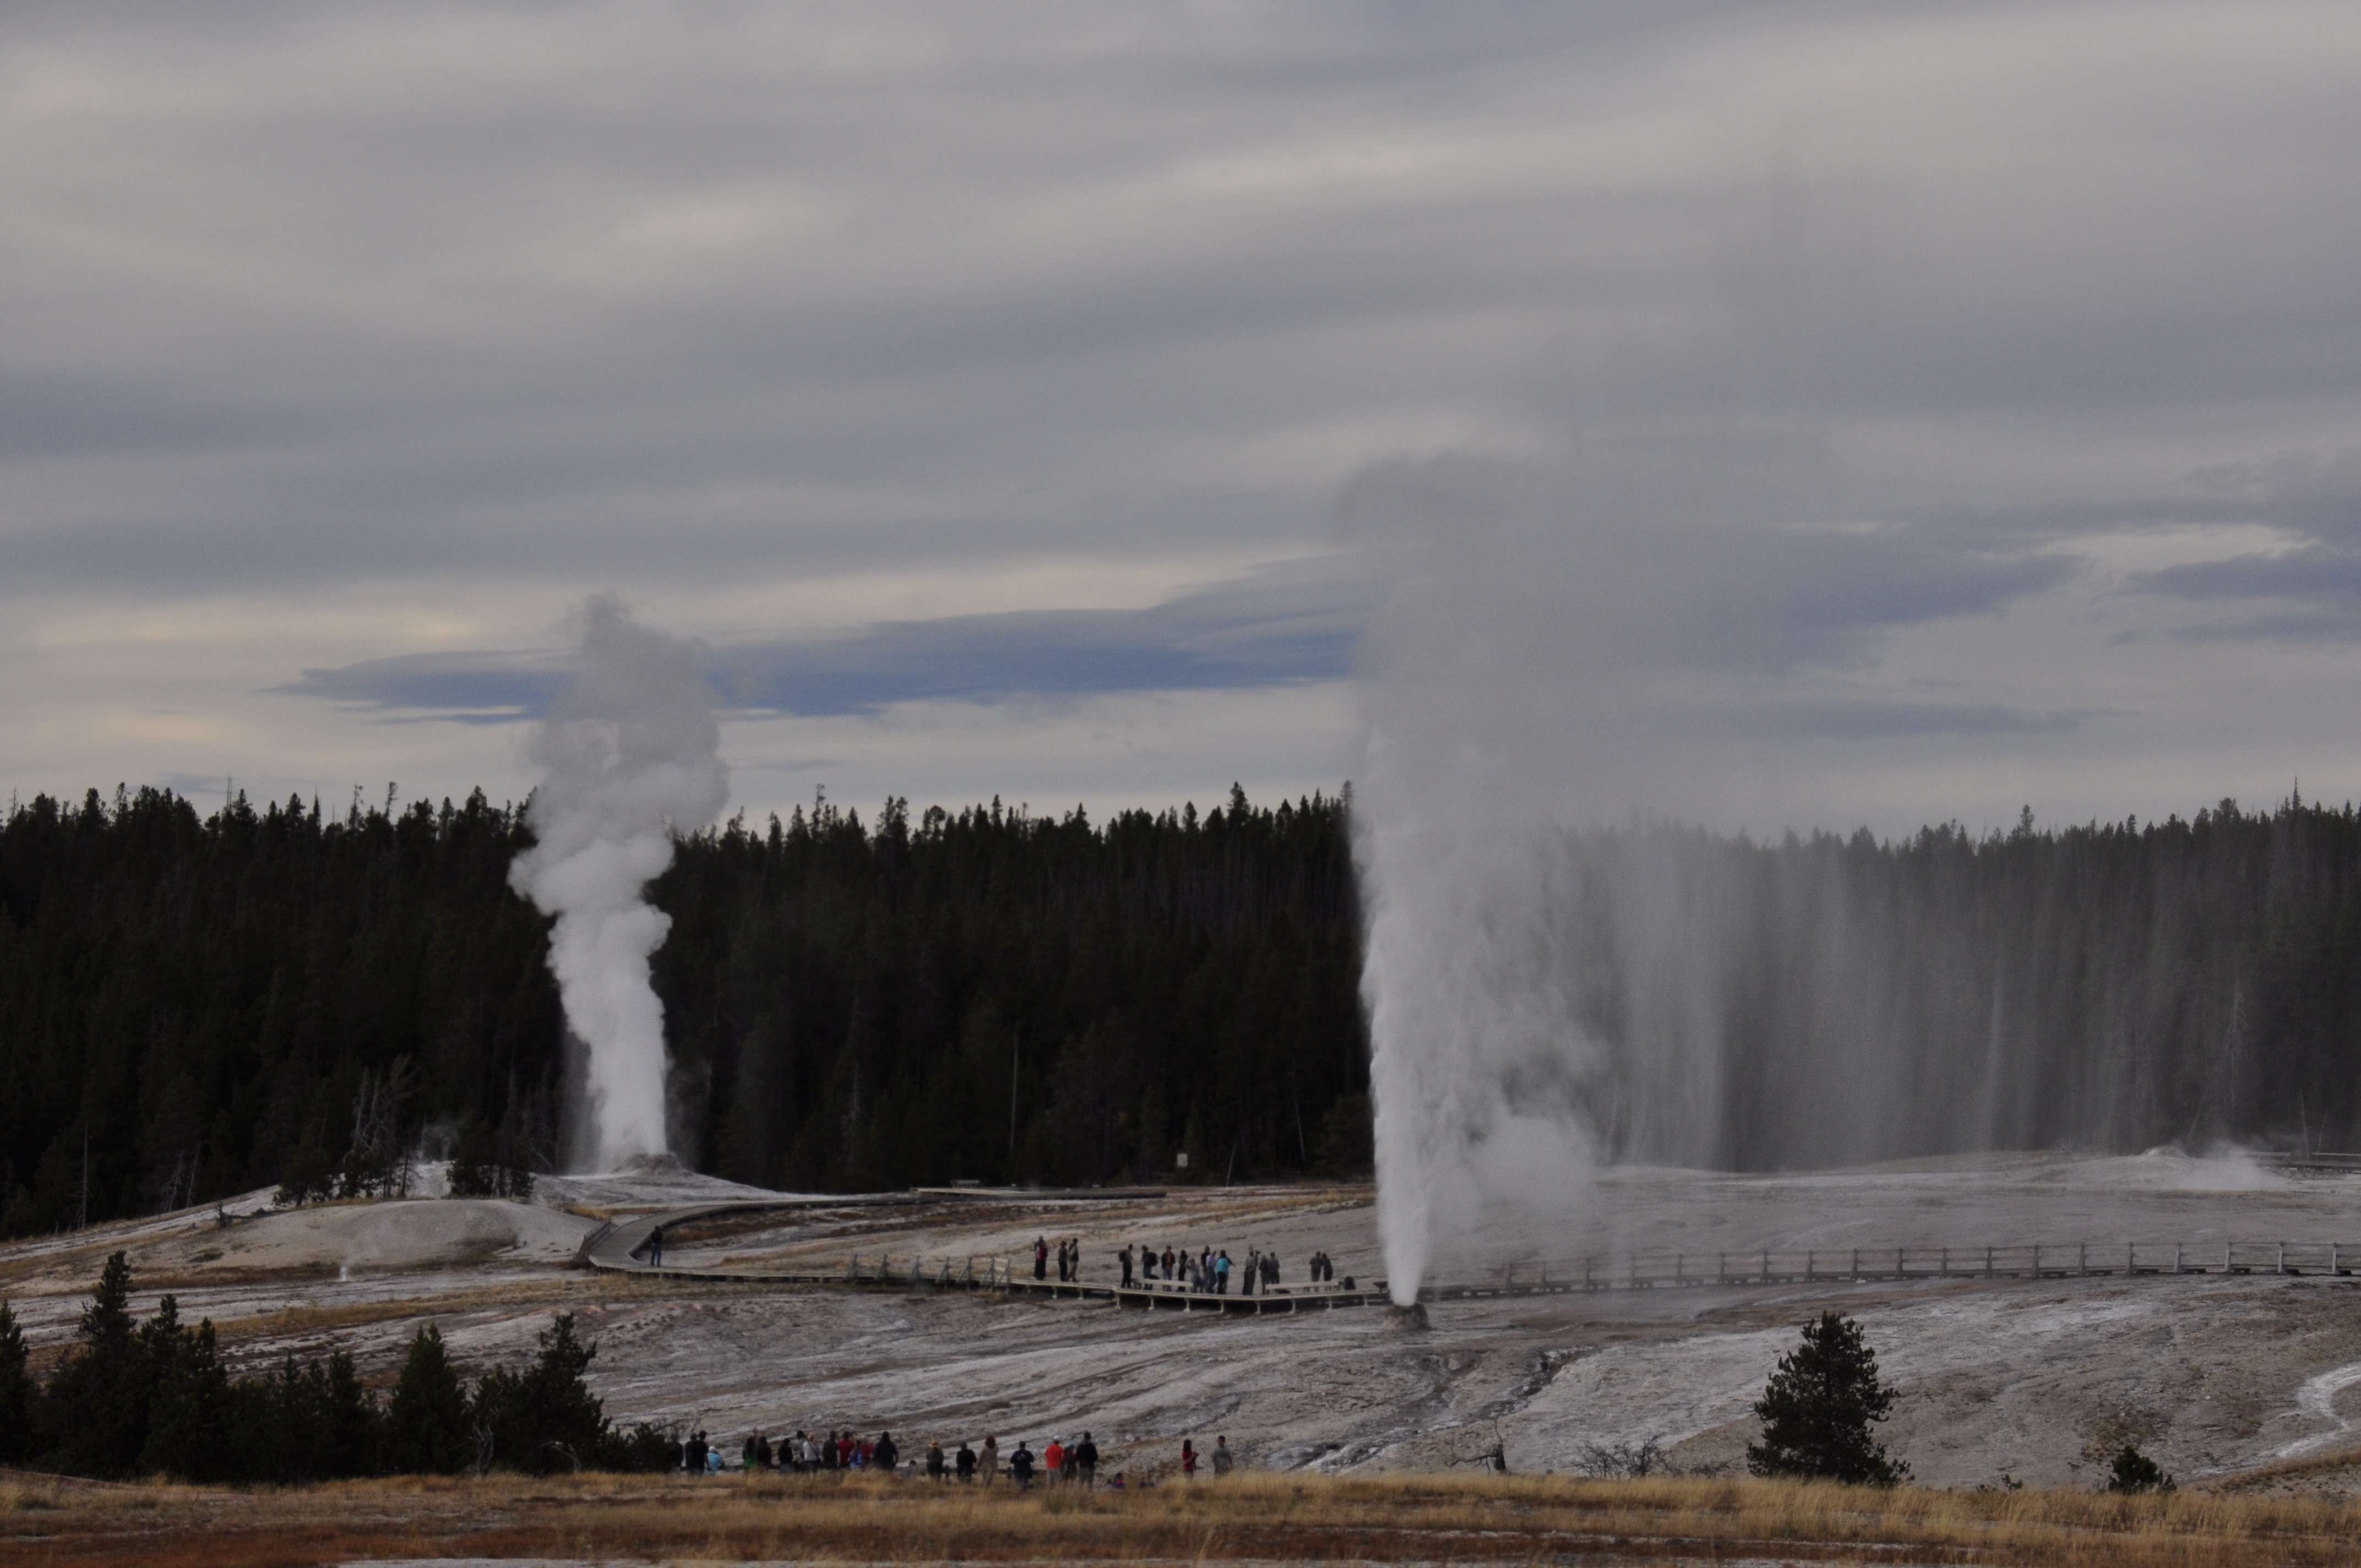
[510,596,727,1173]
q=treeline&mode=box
[0,782,1368,1233]
[0,1253,664,1480]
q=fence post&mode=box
[1896,1248,1904,1280]
[1941,1246,1950,1278]
[2033,1245,2041,1275]
[1806,1250,1814,1281]
[1851,1248,1859,1281]
[1718,1251,1727,1284]
[1761,1249,1770,1283]
[1985,1245,1993,1278]
[2280,1243,2287,1275]
[2079,1243,2087,1277]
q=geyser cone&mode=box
[1383,1302,1431,1332]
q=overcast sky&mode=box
[6,2,2359,837]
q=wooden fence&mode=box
[1456,1240,2361,1296]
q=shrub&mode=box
[2104,1442,2174,1494]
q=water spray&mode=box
[510,596,727,1173]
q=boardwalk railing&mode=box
[838,1254,1012,1288]
[587,1201,2361,1316]
[1457,1240,2361,1296]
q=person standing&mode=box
[1075,1431,1098,1488]
[927,1439,946,1480]
[981,1434,1000,1485]
[1180,1438,1196,1480]
[1010,1440,1037,1490]
[1035,1237,1049,1280]
[1043,1435,1066,1483]
[1211,1436,1233,1476]
[1161,1244,1176,1280]
[1215,1250,1231,1294]
[874,1430,899,1476]
[956,1440,977,1482]
[1119,1243,1135,1288]
[686,1430,708,1474]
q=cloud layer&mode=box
[3,3,2359,829]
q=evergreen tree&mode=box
[1747,1311,1908,1487]
[470,1313,611,1473]
[139,1316,233,1480]
[0,1302,30,1465]
[386,1325,471,1474]
[39,1251,148,1477]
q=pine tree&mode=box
[0,1302,30,1464]
[40,1251,148,1477]
[471,1313,611,1473]
[387,1325,470,1474]
[1747,1311,1908,1486]
[139,1317,233,1480]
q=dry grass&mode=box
[5,1467,2361,1566]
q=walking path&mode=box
[581,1201,2361,1314]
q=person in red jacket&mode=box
[1180,1438,1197,1479]
[1043,1436,1066,1482]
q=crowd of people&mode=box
[1083,1239,1351,1295]
[687,1426,1238,1487]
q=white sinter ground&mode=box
[6,1150,2359,1490]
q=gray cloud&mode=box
[4,3,2361,830]
[282,558,1369,720]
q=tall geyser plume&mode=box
[510,596,728,1172]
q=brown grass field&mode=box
[8,1468,2361,1567]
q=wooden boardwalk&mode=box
[580,1201,2361,1314]
[580,1200,1392,1314]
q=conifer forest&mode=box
[7,784,2361,1236]
[0,784,1368,1233]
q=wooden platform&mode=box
[580,1200,2361,1314]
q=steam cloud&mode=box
[1346,403,2072,1298]
[510,597,728,1173]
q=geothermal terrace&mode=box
[6,1150,2361,1492]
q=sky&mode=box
[6,1,2360,839]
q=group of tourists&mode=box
[1035,1236,1087,1281]
[1113,1241,1307,1296]
[694,1427,1236,1485]
[723,1428,902,1473]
